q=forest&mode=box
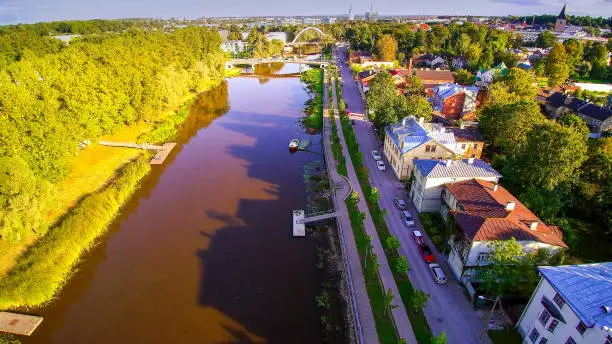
[0,26,226,243]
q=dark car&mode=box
[419,244,435,263]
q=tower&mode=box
[348,5,354,21]
[555,4,567,32]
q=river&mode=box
[24,64,339,343]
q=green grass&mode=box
[0,157,151,309]
[301,68,324,130]
[334,70,433,343]
[345,193,400,344]
[488,327,522,344]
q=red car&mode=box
[412,231,425,245]
[419,244,435,263]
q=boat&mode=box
[289,139,300,152]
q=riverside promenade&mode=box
[324,67,417,343]
[322,68,378,344]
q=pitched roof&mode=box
[557,4,567,20]
[546,92,566,108]
[448,127,484,142]
[446,179,567,248]
[578,103,612,122]
[414,70,454,83]
[384,117,455,155]
[539,263,612,330]
[432,82,478,100]
[414,159,501,179]
[358,70,377,80]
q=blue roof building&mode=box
[517,262,612,344]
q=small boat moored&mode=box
[289,139,300,152]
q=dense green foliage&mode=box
[0,19,161,36]
[301,68,324,130]
[0,27,225,242]
[0,157,151,309]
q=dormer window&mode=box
[553,293,565,309]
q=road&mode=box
[335,46,491,344]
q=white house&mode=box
[440,179,567,281]
[409,158,501,213]
[221,40,249,55]
[265,31,287,44]
[383,117,457,180]
[517,263,612,344]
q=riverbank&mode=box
[301,68,324,130]
[0,74,231,310]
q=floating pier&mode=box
[98,141,177,165]
[150,143,177,165]
[0,312,43,336]
[292,210,337,237]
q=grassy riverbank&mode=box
[333,72,433,343]
[0,73,231,309]
[301,68,324,130]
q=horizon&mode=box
[1,0,610,26]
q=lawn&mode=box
[488,327,523,344]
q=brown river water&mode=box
[24,64,334,343]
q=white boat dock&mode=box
[292,210,337,237]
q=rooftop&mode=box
[447,127,484,142]
[539,263,612,330]
[414,69,454,83]
[414,159,501,179]
[385,117,456,155]
[432,82,479,100]
[446,179,567,248]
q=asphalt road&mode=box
[335,46,491,344]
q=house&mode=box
[516,263,612,344]
[414,54,446,69]
[358,70,378,90]
[452,56,467,70]
[349,51,374,64]
[544,93,612,133]
[430,83,479,121]
[475,62,508,87]
[409,158,501,213]
[221,40,249,55]
[440,179,567,281]
[447,126,485,159]
[414,69,455,89]
[383,116,457,180]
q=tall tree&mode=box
[512,121,588,190]
[536,31,557,48]
[375,34,398,61]
[481,238,525,297]
[500,67,537,99]
[545,44,570,86]
[405,94,433,122]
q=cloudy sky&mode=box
[0,0,610,25]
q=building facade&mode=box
[517,263,612,344]
[431,83,479,121]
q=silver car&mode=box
[428,263,447,284]
[401,210,414,226]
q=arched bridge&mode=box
[226,57,332,69]
[287,26,330,46]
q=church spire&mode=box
[558,4,567,20]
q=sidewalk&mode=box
[328,68,418,343]
[322,68,379,344]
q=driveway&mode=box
[335,46,491,344]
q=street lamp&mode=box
[478,295,501,339]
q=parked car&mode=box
[428,263,447,284]
[393,198,407,209]
[401,210,414,227]
[419,244,435,263]
[376,160,386,171]
[371,150,381,160]
[412,230,425,245]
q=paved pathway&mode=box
[335,46,492,344]
[321,69,378,344]
[328,66,418,343]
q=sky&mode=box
[0,0,610,25]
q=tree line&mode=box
[0,19,162,36]
[0,27,226,242]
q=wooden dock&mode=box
[98,140,177,165]
[150,143,177,165]
[0,312,43,336]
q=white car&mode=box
[376,160,386,171]
[371,150,381,160]
[428,263,448,284]
[401,210,414,227]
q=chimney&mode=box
[530,221,539,230]
[467,158,475,164]
[408,57,413,75]
[402,117,408,126]
[419,117,424,124]
[445,159,453,167]
[505,201,516,211]
[492,183,498,192]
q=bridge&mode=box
[286,26,330,46]
[292,209,338,237]
[226,57,332,69]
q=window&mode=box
[547,319,559,333]
[470,154,476,158]
[461,144,466,149]
[425,145,431,152]
[529,328,540,343]
[565,337,576,344]
[477,252,489,262]
[576,321,587,335]
[539,338,548,344]
[431,145,436,152]
[606,336,612,344]
[539,310,551,326]
[554,293,565,309]
[473,144,478,150]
